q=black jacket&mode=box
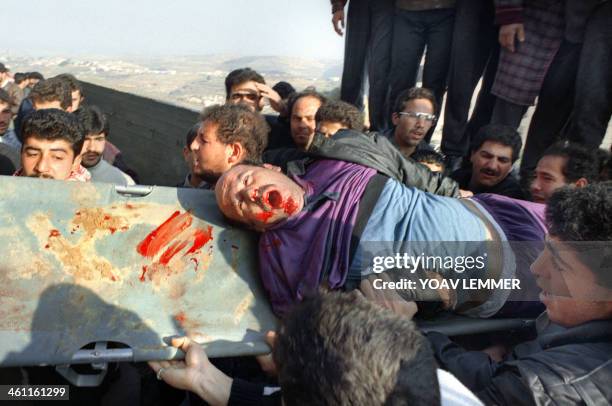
[451,167,526,200]
[427,314,612,405]
[264,129,460,198]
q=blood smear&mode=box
[137,211,193,257]
[159,240,190,266]
[185,226,213,255]
[139,265,148,282]
[283,197,299,215]
[256,211,274,223]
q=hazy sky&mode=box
[3,0,345,60]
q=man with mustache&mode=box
[74,106,135,186]
[451,124,525,199]
[387,87,437,160]
[427,183,612,404]
[15,109,90,181]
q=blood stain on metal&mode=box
[190,258,199,272]
[71,208,128,237]
[139,265,148,282]
[136,211,215,282]
[184,226,213,255]
[137,211,193,257]
[159,240,190,266]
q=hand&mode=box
[359,274,419,319]
[255,83,286,115]
[459,189,474,198]
[483,343,509,362]
[255,331,279,376]
[499,23,525,53]
[332,10,345,36]
[148,336,232,406]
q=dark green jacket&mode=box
[263,129,460,198]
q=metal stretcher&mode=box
[0,176,278,385]
[0,176,535,386]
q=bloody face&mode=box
[215,165,305,231]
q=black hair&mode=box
[224,68,265,99]
[200,104,269,162]
[287,89,327,117]
[21,109,85,156]
[29,78,72,110]
[412,150,445,169]
[53,73,83,95]
[0,89,12,107]
[73,105,109,137]
[14,73,26,85]
[470,124,522,162]
[184,122,201,148]
[26,72,44,81]
[546,182,612,288]
[541,142,600,183]
[274,291,441,405]
[393,87,438,115]
[315,100,364,131]
[272,81,296,100]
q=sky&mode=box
[2,0,345,60]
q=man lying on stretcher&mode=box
[215,159,547,319]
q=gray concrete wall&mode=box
[81,81,200,186]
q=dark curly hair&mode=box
[541,142,600,183]
[546,182,612,288]
[470,124,522,162]
[412,150,445,169]
[224,68,265,99]
[29,78,72,110]
[199,104,269,162]
[21,109,85,156]
[73,105,109,137]
[274,291,440,405]
[315,100,364,132]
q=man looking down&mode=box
[15,109,90,181]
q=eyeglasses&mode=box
[398,112,436,122]
[230,92,260,102]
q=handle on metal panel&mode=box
[55,342,135,387]
[114,185,154,197]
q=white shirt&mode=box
[438,369,484,406]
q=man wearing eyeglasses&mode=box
[224,68,293,151]
[388,87,437,160]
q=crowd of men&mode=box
[1,0,612,402]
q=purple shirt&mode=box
[259,160,376,317]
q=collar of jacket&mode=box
[536,313,612,349]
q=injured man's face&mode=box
[215,164,305,231]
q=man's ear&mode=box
[182,146,190,161]
[72,153,82,171]
[227,142,245,164]
[574,177,588,188]
[391,112,400,127]
[263,163,282,172]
